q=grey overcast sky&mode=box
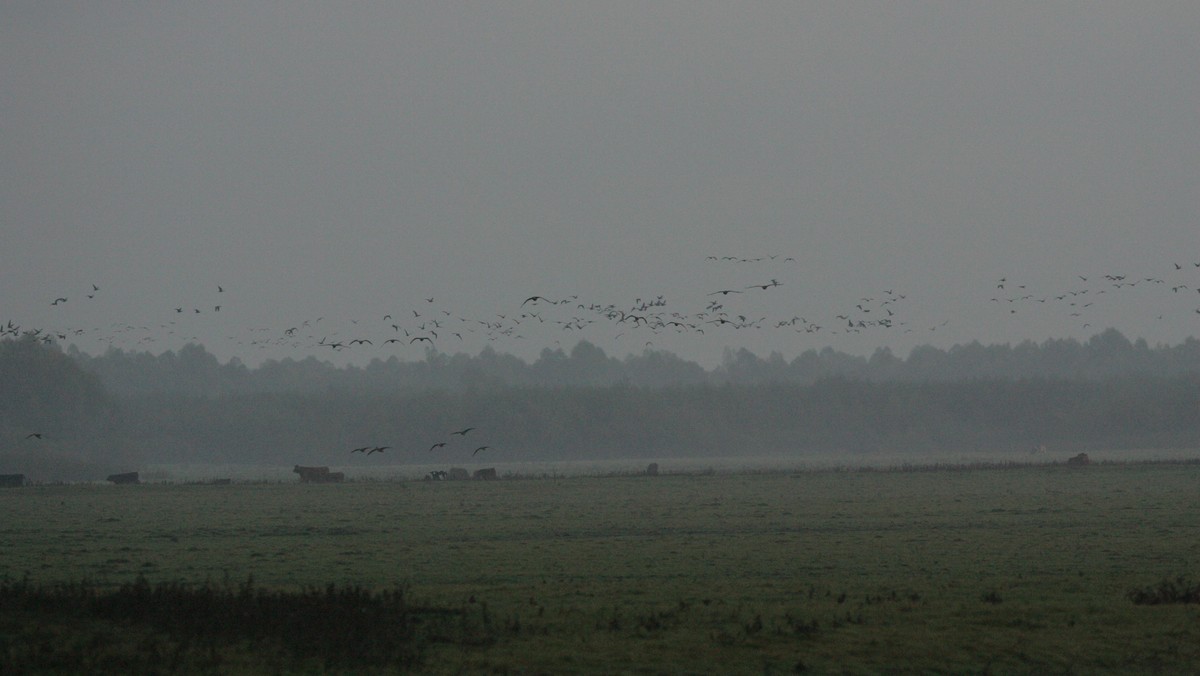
[3,2,1198,368]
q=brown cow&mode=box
[293,465,342,483]
[106,471,140,485]
[1066,453,1090,467]
[473,467,497,480]
[0,473,26,488]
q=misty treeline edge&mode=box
[3,331,1198,476]
[117,374,1197,466]
[0,336,130,479]
[69,328,1200,396]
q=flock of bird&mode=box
[7,256,1200,368]
[8,255,1200,459]
[7,256,908,356]
[989,264,1200,330]
[347,426,495,460]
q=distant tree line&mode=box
[0,336,130,479]
[68,328,1200,397]
[3,331,1198,478]
[114,375,1199,466]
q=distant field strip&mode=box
[4,464,1200,672]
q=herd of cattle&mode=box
[0,466,498,486]
[0,456,1094,488]
[291,465,346,483]
[0,471,140,487]
[291,464,499,482]
[425,467,497,481]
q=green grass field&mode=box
[3,463,1200,673]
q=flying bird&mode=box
[472,446,491,456]
[367,446,389,455]
[350,446,369,453]
[25,433,43,439]
[429,442,447,452]
[451,427,476,436]
[51,298,67,305]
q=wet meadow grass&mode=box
[2,461,1199,672]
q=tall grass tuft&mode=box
[1128,576,1200,605]
[0,575,486,671]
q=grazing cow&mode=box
[427,470,448,480]
[646,462,659,476]
[447,467,470,481]
[1066,452,1091,467]
[293,465,342,483]
[0,473,26,488]
[106,472,140,485]
[473,467,497,480]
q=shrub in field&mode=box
[0,575,489,671]
[980,590,1003,604]
[1128,576,1200,605]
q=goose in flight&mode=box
[367,446,389,455]
[472,446,491,456]
[707,289,742,296]
[26,432,43,439]
[451,427,476,436]
[429,442,447,452]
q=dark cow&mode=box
[646,462,659,476]
[1066,452,1091,467]
[473,467,497,480]
[106,471,140,485]
[293,465,343,483]
[0,473,26,488]
[447,467,470,481]
[293,465,329,482]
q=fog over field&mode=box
[3,3,1200,482]
[3,3,1199,371]
[4,8,1200,669]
